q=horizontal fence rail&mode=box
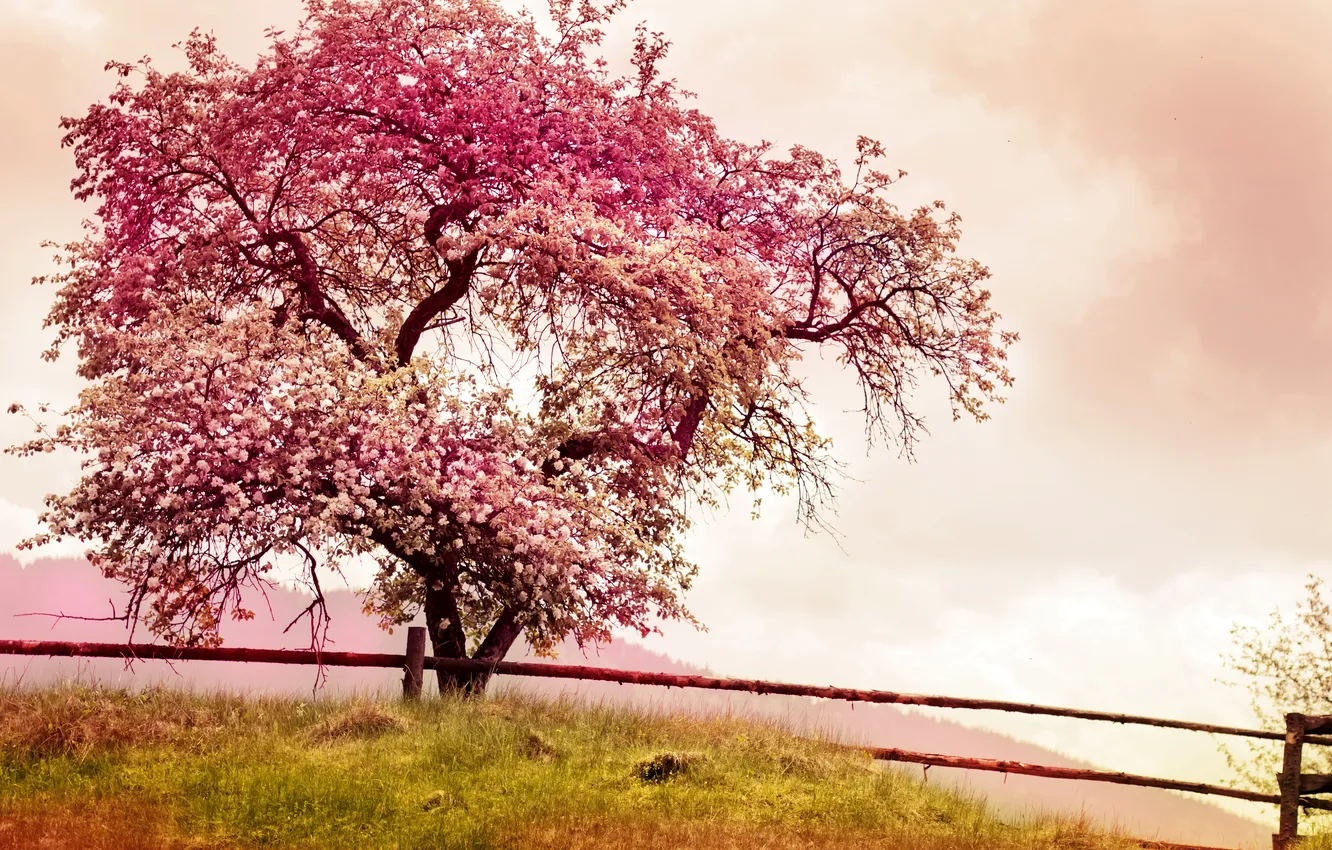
[862,746,1332,812]
[0,640,411,669]
[1,639,1323,745]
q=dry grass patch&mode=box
[479,700,519,721]
[0,686,220,758]
[0,798,221,850]
[774,750,847,781]
[307,701,407,744]
[505,816,1141,850]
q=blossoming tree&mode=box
[13,0,1016,692]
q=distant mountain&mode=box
[0,555,1269,847]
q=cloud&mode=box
[2,0,105,35]
[0,498,86,563]
[896,0,1332,442]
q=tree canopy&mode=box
[12,0,1016,691]
[1221,576,1332,812]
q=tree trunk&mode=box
[422,575,468,695]
[458,607,523,695]
[423,577,524,697]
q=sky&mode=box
[2,0,1331,826]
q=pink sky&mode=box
[2,0,1329,829]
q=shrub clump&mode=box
[634,751,705,783]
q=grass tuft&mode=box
[306,701,407,744]
[634,750,706,783]
[421,789,463,813]
[521,729,558,762]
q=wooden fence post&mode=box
[1275,712,1307,850]
[403,626,426,700]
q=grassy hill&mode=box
[0,684,1181,850]
[0,555,1279,845]
[496,645,1274,847]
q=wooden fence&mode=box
[0,633,1325,850]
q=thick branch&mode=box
[266,231,372,361]
[539,426,686,480]
[423,199,479,248]
[393,198,486,366]
[672,392,709,459]
[366,528,463,649]
[395,254,475,366]
[540,433,606,477]
[783,296,884,343]
[472,606,522,663]
[539,400,707,482]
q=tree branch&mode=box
[396,252,476,366]
[540,433,606,477]
[264,231,372,362]
[672,392,709,459]
[472,606,521,662]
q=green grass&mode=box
[0,682,1164,849]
